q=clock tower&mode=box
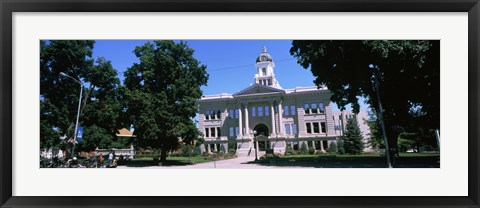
[254,46,281,89]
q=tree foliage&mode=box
[343,118,364,155]
[40,41,122,153]
[365,110,383,151]
[290,40,440,149]
[123,40,208,162]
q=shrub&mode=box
[327,142,337,153]
[285,145,295,155]
[260,153,279,160]
[299,142,308,155]
[337,139,345,155]
[308,147,316,155]
[180,145,192,157]
[398,138,415,152]
[192,146,201,157]
[228,149,236,157]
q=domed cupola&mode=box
[256,46,273,63]
[254,46,282,89]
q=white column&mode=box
[244,103,250,137]
[312,141,316,149]
[207,144,211,153]
[320,140,325,152]
[270,102,276,135]
[278,101,284,135]
[238,104,243,137]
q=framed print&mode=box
[1,0,479,207]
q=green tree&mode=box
[365,110,383,151]
[40,40,95,152]
[40,41,122,154]
[343,117,364,155]
[290,40,440,150]
[123,40,208,162]
[77,57,123,152]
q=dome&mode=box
[256,46,273,63]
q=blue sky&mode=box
[91,40,367,112]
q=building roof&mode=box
[116,128,135,137]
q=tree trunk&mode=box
[160,148,167,162]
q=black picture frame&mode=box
[1,0,479,207]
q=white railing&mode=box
[95,145,135,159]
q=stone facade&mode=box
[198,47,370,156]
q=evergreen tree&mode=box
[343,117,364,155]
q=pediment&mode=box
[233,84,285,96]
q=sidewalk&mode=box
[117,156,309,169]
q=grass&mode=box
[249,152,439,168]
[123,156,215,167]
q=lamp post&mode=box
[253,130,258,161]
[60,72,83,159]
[372,66,392,168]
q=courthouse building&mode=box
[198,47,370,156]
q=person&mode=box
[108,152,113,166]
[119,154,124,165]
[99,153,103,166]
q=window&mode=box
[262,68,267,76]
[205,128,209,137]
[292,124,297,135]
[229,127,234,137]
[235,127,239,136]
[210,127,216,137]
[267,79,272,86]
[217,110,221,119]
[265,106,269,116]
[290,105,296,116]
[284,106,289,116]
[229,109,234,119]
[205,111,210,120]
[285,124,291,135]
[320,122,326,133]
[217,127,221,137]
[313,122,320,133]
[258,106,263,116]
[252,107,256,117]
[274,105,278,113]
[319,103,325,114]
[306,123,312,133]
[311,103,318,114]
[304,104,310,114]
[235,109,239,119]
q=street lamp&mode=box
[371,66,392,168]
[60,72,83,159]
[253,130,258,161]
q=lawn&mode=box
[123,156,215,167]
[249,152,439,168]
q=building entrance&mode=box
[254,124,270,151]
